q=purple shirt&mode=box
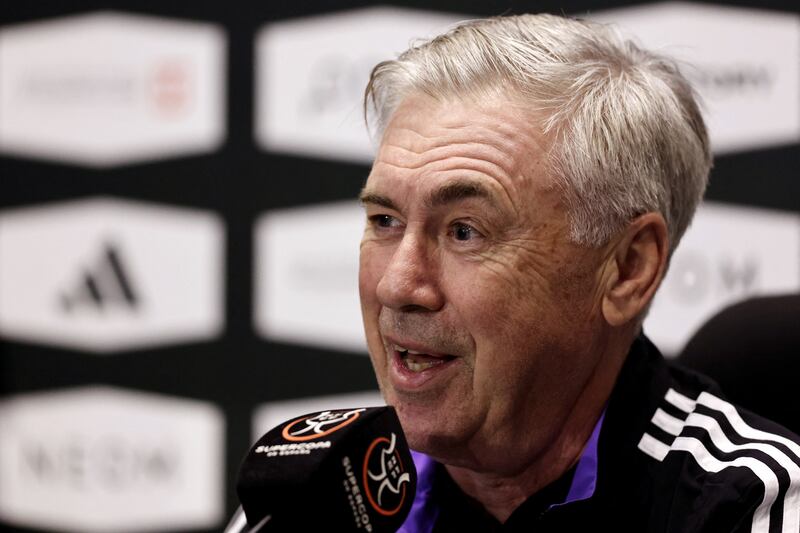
[398,411,605,533]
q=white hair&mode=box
[364,13,712,254]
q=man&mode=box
[358,13,799,532]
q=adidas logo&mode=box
[0,197,223,352]
[60,242,140,313]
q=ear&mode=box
[602,213,669,327]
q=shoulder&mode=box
[637,363,800,533]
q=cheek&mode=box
[359,244,392,360]
[443,265,529,365]
[450,261,575,377]
[359,249,389,381]
[452,259,552,334]
[358,244,385,307]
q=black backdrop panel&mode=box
[0,1,797,532]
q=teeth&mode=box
[405,359,440,373]
[392,345,448,373]
[393,344,426,355]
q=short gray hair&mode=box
[364,13,712,254]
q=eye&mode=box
[369,214,401,229]
[449,222,482,242]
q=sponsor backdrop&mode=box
[0,1,797,531]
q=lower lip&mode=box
[388,350,459,390]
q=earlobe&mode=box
[602,213,669,327]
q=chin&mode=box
[390,398,434,445]
[404,428,449,458]
[392,401,469,463]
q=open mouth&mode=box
[394,345,456,373]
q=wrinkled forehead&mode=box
[365,93,561,221]
[377,92,549,164]
[373,94,553,186]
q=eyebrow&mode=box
[425,180,492,209]
[359,179,495,212]
[359,191,397,210]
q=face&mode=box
[359,93,610,472]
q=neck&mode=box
[445,333,631,523]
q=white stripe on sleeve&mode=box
[665,388,696,414]
[685,411,800,533]
[652,408,686,437]
[638,432,671,461]
[672,436,778,533]
[697,392,800,461]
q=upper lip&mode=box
[383,334,454,358]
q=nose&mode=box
[375,232,444,312]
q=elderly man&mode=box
[358,13,799,532]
